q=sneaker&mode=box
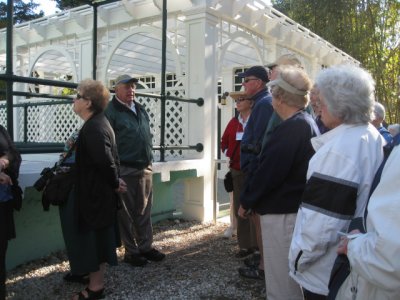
[142,248,166,262]
[223,226,235,238]
[238,266,265,280]
[243,253,261,267]
[124,254,148,267]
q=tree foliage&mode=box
[273,0,400,123]
[53,0,92,10]
[0,0,44,28]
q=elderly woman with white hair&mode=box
[288,65,385,300]
[239,65,319,300]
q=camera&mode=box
[241,143,261,155]
[33,167,55,191]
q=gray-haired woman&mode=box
[288,65,385,299]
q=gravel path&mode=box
[6,219,265,299]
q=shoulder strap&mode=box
[58,141,76,165]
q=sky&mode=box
[30,0,58,16]
[0,0,58,16]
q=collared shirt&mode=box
[115,96,137,114]
[238,113,249,130]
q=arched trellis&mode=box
[27,46,79,95]
[218,31,264,75]
[100,27,183,86]
[28,46,78,81]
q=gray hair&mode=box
[315,65,375,124]
[373,102,386,120]
[388,124,400,136]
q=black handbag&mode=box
[223,141,239,193]
[223,171,234,193]
[34,146,75,211]
[327,217,364,300]
[42,166,75,208]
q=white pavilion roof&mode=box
[0,0,358,81]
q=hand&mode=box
[337,229,361,255]
[0,158,9,171]
[238,205,248,219]
[0,172,12,185]
[116,178,127,193]
[337,237,349,255]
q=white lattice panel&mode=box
[136,88,188,160]
[15,99,82,143]
[0,106,7,125]
[2,91,190,160]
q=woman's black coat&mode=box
[75,112,120,231]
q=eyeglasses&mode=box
[75,93,88,100]
[243,78,260,83]
[235,98,247,103]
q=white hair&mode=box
[388,124,400,136]
[315,65,375,124]
[373,102,386,120]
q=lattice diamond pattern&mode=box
[17,101,82,143]
[0,107,7,126]
[137,88,187,160]
[2,91,188,160]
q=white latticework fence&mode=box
[1,87,194,160]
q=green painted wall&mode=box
[7,187,65,270]
[151,169,197,223]
[6,169,198,270]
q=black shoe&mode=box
[63,272,90,284]
[243,253,261,268]
[124,254,148,267]
[141,248,166,262]
[75,287,105,300]
[238,266,265,280]
[235,248,254,258]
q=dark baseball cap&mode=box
[237,66,268,82]
[114,74,138,86]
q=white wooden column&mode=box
[181,12,219,222]
[79,38,92,81]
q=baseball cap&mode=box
[266,54,302,68]
[237,66,268,82]
[114,74,138,86]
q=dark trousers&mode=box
[231,168,257,250]
[0,203,11,300]
[0,237,6,300]
[303,289,327,300]
[118,165,153,255]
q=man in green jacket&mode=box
[105,74,165,267]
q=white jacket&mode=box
[289,124,384,295]
[337,144,400,300]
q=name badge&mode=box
[236,132,244,141]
